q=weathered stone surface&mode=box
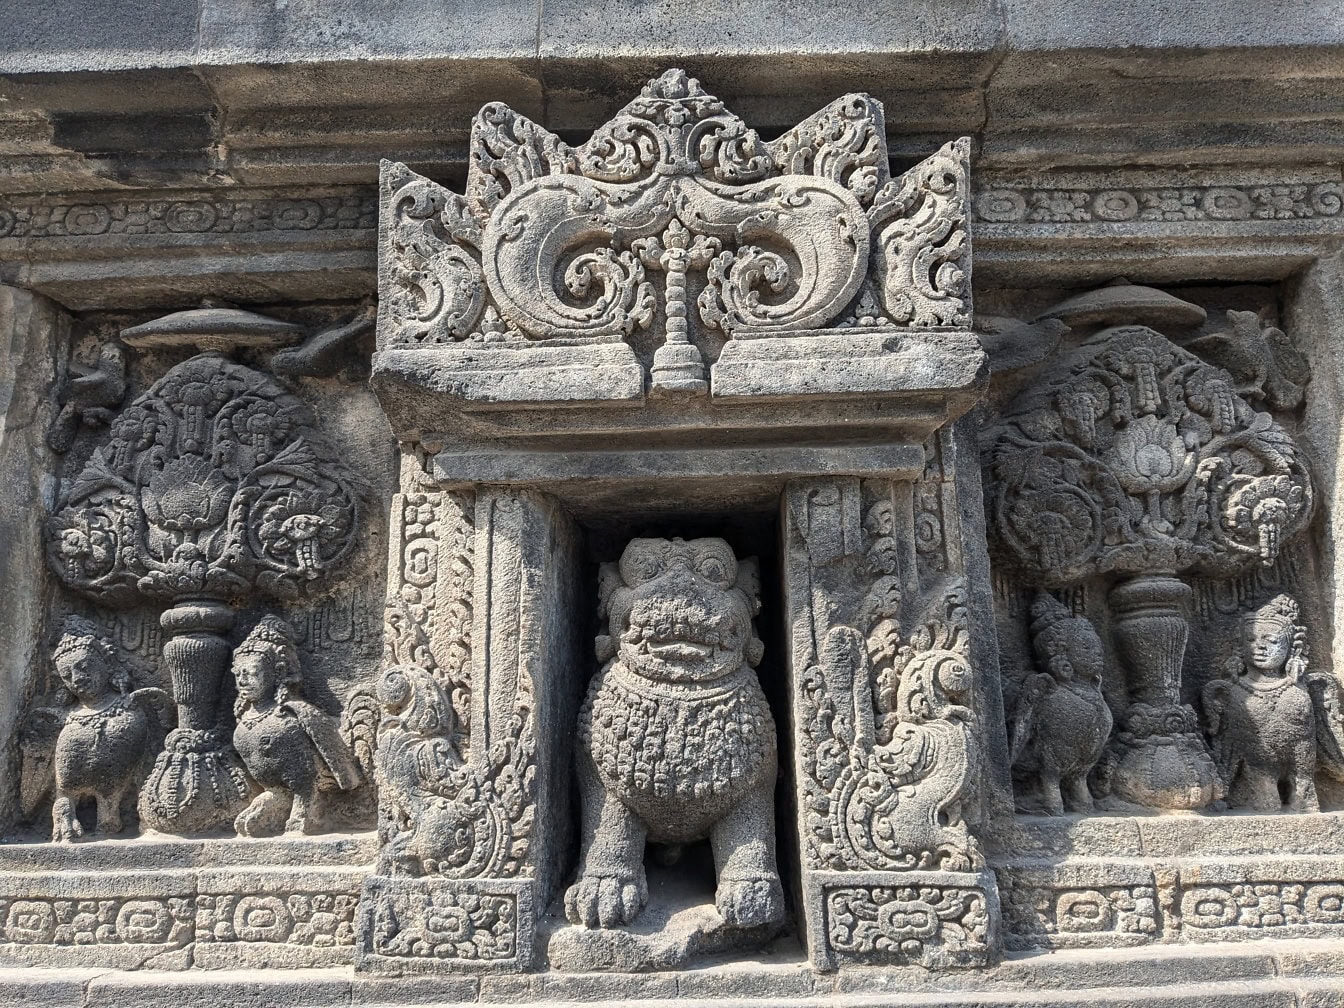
[8,25,1344,1008]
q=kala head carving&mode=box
[230,615,361,837]
[1008,594,1113,816]
[22,617,173,842]
[569,537,782,931]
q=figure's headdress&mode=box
[235,615,302,687]
[52,614,129,694]
[1253,593,1301,628]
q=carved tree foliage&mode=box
[48,354,361,608]
[378,69,971,350]
[987,325,1312,586]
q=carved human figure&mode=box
[22,616,171,841]
[1008,594,1113,816]
[231,616,361,836]
[568,538,782,930]
[1202,594,1335,812]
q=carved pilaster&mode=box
[357,468,580,974]
[784,476,1001,969]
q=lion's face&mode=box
[611,538,760,685]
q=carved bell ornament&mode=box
[45,306,363,835]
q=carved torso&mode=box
[54,698,150,797]
[1019,676,1113,776]
[233,706,320,794]
[579,659,776,843]
[1220,675,1315,771]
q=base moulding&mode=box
[13,937,1344,1007]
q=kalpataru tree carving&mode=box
[21,616,174,841]
[987,322,1313,810]
[46,313,362,834]
[787,478,998,970]
[567,537,781,933]
[376,68,970,403]
[1202,594,1344,812]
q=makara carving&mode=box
[568,537,783,930]
[46,323,363,834]
[1008,594,1112,816]
[373,489,534,880]
[1202,595,1344,812]
[378,69,970,393]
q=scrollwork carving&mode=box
[870,138,971,328]
[799,488,980,873]
[987,325,1312,585]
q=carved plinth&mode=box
[356,876,535,973]
[805,870,998,970]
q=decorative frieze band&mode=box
[3,175,1341,246]
[972,182,1343,224]
[0,194,377,240]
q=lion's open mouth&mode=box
[647,640,715,661]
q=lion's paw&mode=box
[565,871,648,928]
[716,875,784,928]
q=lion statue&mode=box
[566,537,783,930]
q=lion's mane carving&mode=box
[568,537,783,931]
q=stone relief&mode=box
[567,537,781,931]
[21,616,173,841]
[985,291,1315,812]
[1202,594,1344,812]
[377,68,971,404]
[1007,594,1112,816]
[796,488,980,875]
[43,306,365,835]
[230,616,365,837]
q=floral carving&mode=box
[369,887,518,961]
[825,885,990,968]
[379,68,973,395]
[987,325,1312,584]
[870,139,971,327]
[374,489,533,880]
[46,349,361,834]
[798,487,980,873]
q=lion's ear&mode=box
[735,557,762,616]
[746,636,765,667]
[596,562,621,619]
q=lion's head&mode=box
[596,537,763,685]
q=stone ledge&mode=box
[16,939,1344,1006]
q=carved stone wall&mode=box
[7,43,1344,1007]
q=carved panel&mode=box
[822,882,991,968]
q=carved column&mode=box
[785,470,1002,970]
[0,286,66,833]
[357,462,581,973]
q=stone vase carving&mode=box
[47,319,362,835]
[1107,575,1216,809]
